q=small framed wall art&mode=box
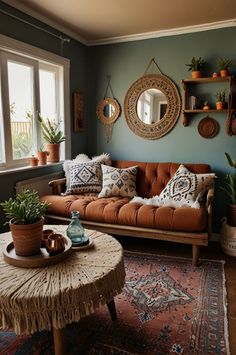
[73,91,84,132]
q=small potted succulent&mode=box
[0,189,48,256]
[37,112,65,163]
[215,90,226,110]
[185,56,207,78]
[37,145,48,166]
[218,58,232,78]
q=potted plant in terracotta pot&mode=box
[185,56,207,78]
[0,189,48,256]
[218,58,232,78]
[37,145,48,166]
[221,153,236,227]
[37,113,65,163]
[215,90,226,110]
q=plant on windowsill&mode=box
[185,56,207,79]
[218,58,232,78]
[215,90,226,110]
[0,189,49,256]
[37,112,66,163]
[221,153,236,227]
[37,145,48,166]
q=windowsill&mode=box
[0,162,63,176]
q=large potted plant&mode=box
[37,113,65,163]
[185,56,206,78]
[221,152,236,226]
[0,189,48,256]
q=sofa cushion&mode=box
[158,164,215,208]
[63,153,111,195]
[42,194,208,232]
[98,165,138,198]
[64,161,102,194]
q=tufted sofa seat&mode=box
[41,160,214,266]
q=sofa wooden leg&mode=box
[192,245,200,267]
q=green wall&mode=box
[88,27,236,232]
[0,2,88,230]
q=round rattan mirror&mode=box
[124,74,181,139]
[96,97,120,125]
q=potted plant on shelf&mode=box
[37,112,65,163]
[37,145,48,166]
[218,58,232,78]
[185,56,207,79]
[0,189,48,256]
[215,90,226,110]
[221,152,236,227]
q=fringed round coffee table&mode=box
[0,226,125,355]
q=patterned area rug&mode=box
[0,251,229,355]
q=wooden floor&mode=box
[115,236,236,354]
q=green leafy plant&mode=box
[216,90,226,102]
[221,153,236,204]
[218,58,232,71]
[37,112,65,144]
[185,57,206,72]
[0,189,49,225]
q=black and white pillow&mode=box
[159,164,215,208]
[64,161,102,194]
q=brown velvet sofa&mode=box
[41,160,214,266]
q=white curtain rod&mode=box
[0,8,71,43]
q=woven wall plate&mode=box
[198,116,219,138]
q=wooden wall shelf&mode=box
[181,76,234,134]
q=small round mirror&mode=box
[103,103,115,118]
[96,97,121,124]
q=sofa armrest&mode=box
[206,187,214,236]
[48,178,66,195]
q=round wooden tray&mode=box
[3,236,72,268]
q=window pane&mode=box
[0,77,4,163]
[8,61,34,160]
[39,69,57,120]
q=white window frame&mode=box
[0,34,70,170]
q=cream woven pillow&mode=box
[98,165,138,198]
[159,164,215,208]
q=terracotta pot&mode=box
[191,71,202,79]
[227,204,236,227]
[46,143,60,163]
[29,157,38,167]
[10,218,44,256]
[216,101,223,110]
[220,69,228,78]
[37,151,48,165]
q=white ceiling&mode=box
[3,0,236,45]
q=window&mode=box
[0,34,70,170]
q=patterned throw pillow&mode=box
[98,165,138,198]
[63,153,111,195]
[64,161,102,195]
[159,164,215,208]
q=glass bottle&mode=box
[66,211,88,246]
